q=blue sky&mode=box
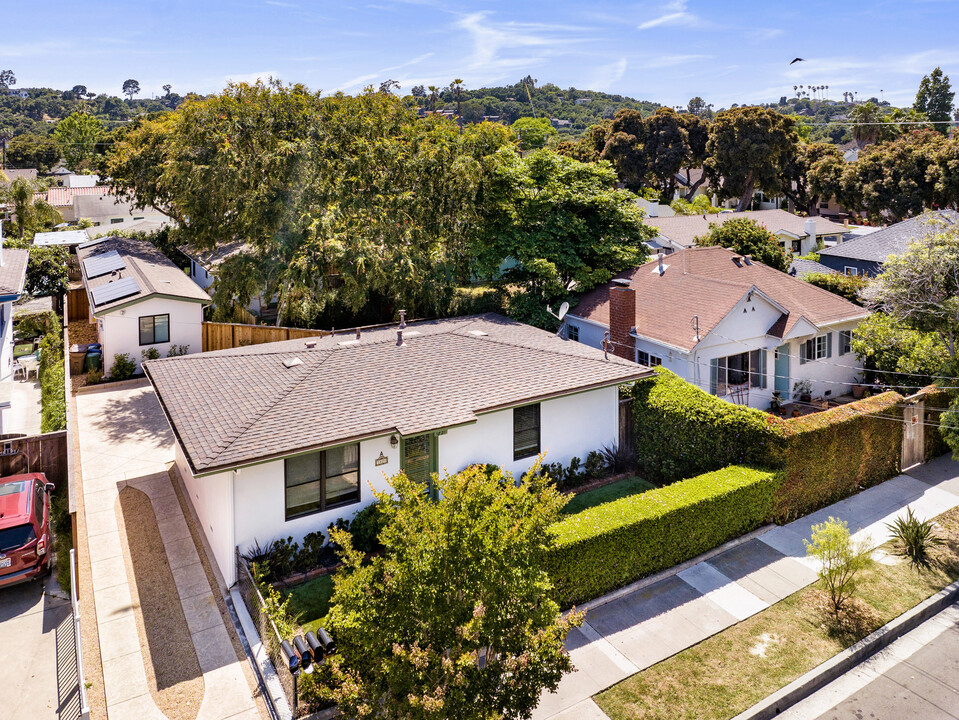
[7,0,959,108]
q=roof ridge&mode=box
[208,351,336,466]
[460,327,638,371]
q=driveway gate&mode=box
[901,399,925,471]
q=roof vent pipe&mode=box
[399,310,407,329]
[743,255,753,265]
[355,327,361,340]
[305,340,317,349]
[396,329,404,347]
[732,256,743,268]
[657,250,665,276]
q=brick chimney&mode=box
[609,279,636,361]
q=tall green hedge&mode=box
[630,368,784,482]
[545,466,781,606]
[774,392,904,523]
[38,312,66,433]
[922,387,953,461]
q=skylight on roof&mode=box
[468,330,489,336]
[282,358,303,368]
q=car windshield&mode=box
[0,524,36,552]
[0,481,26,497]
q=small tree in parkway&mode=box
[325,463,583,720]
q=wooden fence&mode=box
[202,322,329,352]
[67,287,90,323]
[0,431,69,489]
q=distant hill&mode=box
[417,78,661,135]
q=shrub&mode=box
[630,368,784,483]
[775,392,904,522]
[600,443,636,475]
[584,450,605,480]
[141,347,161,362]
[110,353,136,380]
[545,466,782,605]
[801,272,869,306]
[804,517,871,617]
[887,508,944,571]
[40,359,66,433]
[926,387,954,460]
[167,344,190,357]
[348,501,389,555]
[852,313,950,389]
[86,368,102,385]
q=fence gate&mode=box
[618,398,633,451]
[902,399,925,471]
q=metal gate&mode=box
[902,399,925,471]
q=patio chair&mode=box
[11,360,23,380]
[19,355,39,380]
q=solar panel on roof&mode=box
[90,277,140,306]
[82,250,125,278]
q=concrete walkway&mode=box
[76,380,261,720]
[534,455,959,719]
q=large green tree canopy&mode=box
[704,106,799,212]
[694,217,790,272]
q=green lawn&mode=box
[594,506,959,720]
[283,573,335,635]
[562,476,656,515]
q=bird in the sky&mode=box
[790,58,805,64]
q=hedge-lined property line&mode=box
[545,466,782,606]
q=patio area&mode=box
[6,376,42,436]
[767,393,861,419]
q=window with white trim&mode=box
[844,266,859,276]
[637,350,662,367]
[284,444,360,520]
[839,330,852,356]
[800,333,832,363]
[709,350,767,395]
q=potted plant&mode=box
[793,379,812,404]
[769,390,784,415]
[851,375,867,399]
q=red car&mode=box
[0,473,54,588]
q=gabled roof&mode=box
[819,210,959,264]
[144,314,652,475]
[788,258,837,276]
[0,247,30,299]
[178,240,251,269]
[0,169,38,184]
[571,247,868,352]
[643,209,847,249]
[77,236,210,313]
[35,186,112,207]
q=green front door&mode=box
[402,433,437,497]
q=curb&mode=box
[731,578,959,720]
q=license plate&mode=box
[0,558,10,569]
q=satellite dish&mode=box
[557,302,569,321]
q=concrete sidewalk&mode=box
[533,455,959,720]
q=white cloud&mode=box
[640,54,712,69]
[637,0,699,30]
[333,52,435,92]
[589,58,628,90]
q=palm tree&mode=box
[427,85,438,112]
[849,101,884,148]
[793,85,798,97]
[5,177,61,239]
[452,78,463,132]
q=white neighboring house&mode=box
[178,241,269,316]
[644,209,849,257]
[564,246,869,410]
[77,236,210,377]
[0,237,30,432]
[144,314,652,586]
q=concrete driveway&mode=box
[0,574,77,719]
[75,379,261,720]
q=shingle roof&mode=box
[178,240,251,269]
[77,236,211,312]
[144,314,652,475]
[644,210,847,249]
[0,248,30,298]
[571,247,868,352]
[818,210,959,263]
[789,258,837,276]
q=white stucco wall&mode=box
[97,296,204,377]
[176,386,623,586]
[0,300,15,382]
[438,387,620,478]
[190,261,214,290]
[564,316,609,351]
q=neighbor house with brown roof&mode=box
[144,314,652,586]
[563,246,869,410]
[644,209,848,256]
[77,236,210,376]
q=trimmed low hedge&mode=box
[774,392,904,523]
[630,368,784,483]
[545,466,781,606]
